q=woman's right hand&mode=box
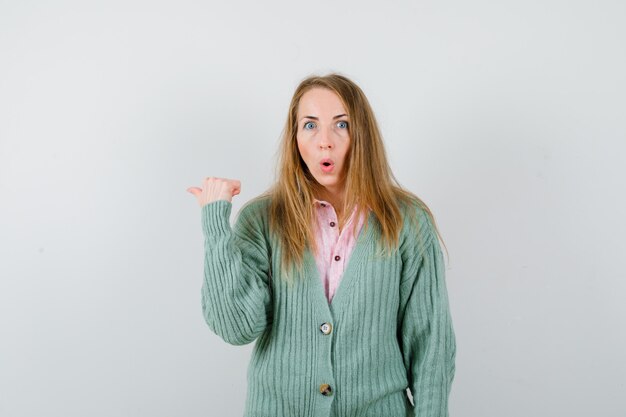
[186,177,241,207]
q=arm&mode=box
[200,199,273,346]
[397,223,456,416]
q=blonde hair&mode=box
[251,72,447,283]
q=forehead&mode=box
[297,87,347,116]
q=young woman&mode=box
[187,73,456,417]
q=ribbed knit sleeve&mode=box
[200,199,273,346]
[398,221,456,416]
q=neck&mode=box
[315,183,346,214]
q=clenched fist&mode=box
[187,177,241,207]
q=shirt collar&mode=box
[313,198,331,208]
[313,199,363,214]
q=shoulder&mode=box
[397,196,438,258]
[234,194,273,235]
[399,196,436,237]
[238,194,272,219]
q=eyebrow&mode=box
[300,114,348,121]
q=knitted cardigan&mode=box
[200,197,456,417]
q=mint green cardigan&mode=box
[200,197,456,417]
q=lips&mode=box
[320,158,335,173]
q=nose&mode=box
[318,128,333,150]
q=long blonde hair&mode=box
[251,73,447,283]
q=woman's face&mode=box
[296,87,350,194]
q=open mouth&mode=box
[320,158,335,172]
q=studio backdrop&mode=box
[1,1,625,416]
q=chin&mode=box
[309,169,343,189]
[316,179,340,189]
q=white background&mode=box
[1,1,625,416]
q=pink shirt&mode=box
[312,199,367,304]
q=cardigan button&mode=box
[320,322,333,335]
[334,255,341,261]
[319,383,333,396]
[329,221,336,227]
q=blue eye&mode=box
[337,121,349,129]
[303,121,316,130]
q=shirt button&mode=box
[320,203,326,207]
[319,383,333,396]
[334,255,341,261]
[329,221,336,227]
[319,322,333,335]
